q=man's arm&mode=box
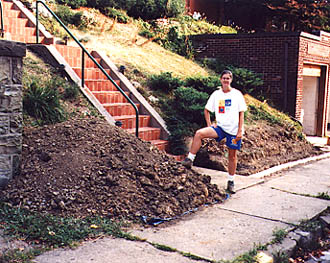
[236,111,244,140]
[204,108,212,127]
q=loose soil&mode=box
[195,121,323,175]
[1,116,225,222]
[1,114,323,222]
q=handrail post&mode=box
[0,0,4,38]
[36,2,39,43]
[81,50,85,88]
[35,0,139,137]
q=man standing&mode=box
[182,70,247,194]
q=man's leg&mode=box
[182,127,218,168]
[226,148,238,193]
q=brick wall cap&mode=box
[0,40,26,57]
[190,31,308,41]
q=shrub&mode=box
[228,66,264,96]
[171,87,209,125]
[201,58,264,97]
[160,87,209,154]
[59,80,81,100]
[55,5,86,28]
[148,72,183,93]
[23,80,66,124]
[161,26,194,58]
[102,8,130,23]
[56,0,87,9]
[127,0,185,20]
[184,75,220,95]
[163,0,185,18]
[164,116,188,155]
[86,0,136,10]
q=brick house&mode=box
[191,31,330,137]
[185,0,223,23]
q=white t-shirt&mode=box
[205,87,247,135]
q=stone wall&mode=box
[0,40,26,188]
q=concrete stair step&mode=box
[3,26,35,38]
[3,33,48,44]
[54,44,93,58]
[127,127,161,141]
[73,67,112,80]
[3,17,29,28]
[114,115,151,129]
[85,80,121,91]
[150,139,169,152]
[167,154,185,161]
[2,1,14,11]
[64,56,102,68]
[103,103,140,116]
[3,8,20,18]
[92,91,130,104]
[55,44,82,57]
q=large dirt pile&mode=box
[1,117,225,221]
[194,121,322,175]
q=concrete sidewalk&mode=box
[32,150,330,263]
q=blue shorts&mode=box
[212,126,242,150]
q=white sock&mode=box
[228,174,235,182]
[187,152,196,162]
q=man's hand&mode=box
[236,130,243,141]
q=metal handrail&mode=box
[35,0,139,137]
[0,0,4,37]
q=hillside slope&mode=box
[3,6,323,222]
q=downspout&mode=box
[284,42,289,112]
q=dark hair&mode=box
[220,70,233,78]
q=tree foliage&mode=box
[217,0,330,33]
[85,0,185,20]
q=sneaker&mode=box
[226,181,236,194]
[182,157,193,169]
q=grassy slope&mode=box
[66,8,235,79]
[41,6,302,132]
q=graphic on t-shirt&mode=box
[219,99,232,113]
[219,100,225,113]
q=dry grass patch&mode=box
[69,20,210,78]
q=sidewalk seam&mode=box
[218,207,295,226]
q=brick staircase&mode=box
[0,0,172,153]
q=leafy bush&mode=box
[128,0,185,20]
[178,15,229,35]
[171,87,209,125]
[161,26,194,58]
[55,78,81,100]
[85,0,184,19]
[39,15,67,39]
[157,0,185,18]
[55,5,86,28]
[56,0,87,9]
[184,75,220,95]
[86,0,135,10]
[148,72,183,93]
[23,80,66,124]
[228,66,264,96]
[159,87,209,154]
[201,58,264,97]
[102,7,130,23]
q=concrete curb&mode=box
[249,151,330,179]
